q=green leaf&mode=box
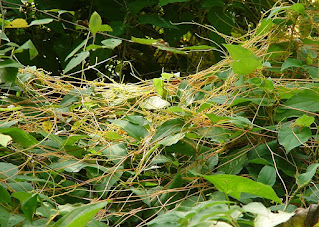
[64,51,90,74]
[223,44,262,75]
[289,3,305,15]
[295,114,314,127]
[21,194,39,222]
[140,96,170,110]
[14,40,38,60]
[89,12,102,35]
[101,39,122,49]
[49,160,87,173]
[103,131,123,140]
[111,120,149,140]
[0,128,38,148]
[29,18,54,26]
[131,37,161,45]
[257,19,274,36]
[0,133,12,147]
[0,184,11,203]
[297,163,319,186]
[0,67,18,83]
[278,123,311,153]
[138,14,177,29]
[0,162,18,179]
[182,45,215,50]
[157,133,185,146]
[281,58,303,71]
[52,201,109,227]
[0,58,22,68]
[202,174,281,203]
[159,0,190,6]
[151,119,184,143]
[99,24,113,32]
[258,166,276,187]
[161,72,173,80]
[153,78,165,97]
[125,115,150,126]
[65,39,87,61]
[102,143,127,164]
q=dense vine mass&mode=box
[0,0,319,226]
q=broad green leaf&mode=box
[218,152,246,175]
[155,45,186,54]
[202,174,281,203]
[153,78,165,97]
[21,194,39,222]
[165,139,195,155]
[281,58,303,71]
[297,163,319,186]
[232,57,263,75]
[0,184,11,203]
[101,39,122,49]
[102,143,127,164]
[125,115,150,126]
[49,160,87,173]
[0,133,12,147]
[6,19,28,28]
[111,119,149,140]
[86,44,102,51]
[223,44,256,60]
[289,3,305,15]
[89,12,102,35]
[0,58,22,68]
[0,162,18,179]
[29,18,53,26]
[157,133,185,146]
[151,119,184,143]
[65,39,87,61]
[0,128,38,148]
[103,131,123,140]
[140,96,170,110]
[206,113,230,124]
[295,114,314,127]
[255,210,294,227]
[223,44,262,75]
[64,51,90,74]
[230,116,252,128]
[197,127,231,143]
[52,201,109,227]
[159,0,190,6]
[243,202,268,216]
[257,166,276,187]
[278,123,311,153]
[99,24,113,32]
[0,67,18,83]
[131,37,161,45]
[15,40,38,60]
[257,19,274,36]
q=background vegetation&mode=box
[0,0,319,226]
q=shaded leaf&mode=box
[278,123,311,153]
[29,18,54,26]
[297,163,319,186]
[64,51,90,74]
[281,58,303,71]
[0,184,11,203]
[257,166,276,187]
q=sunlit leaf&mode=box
[0,128,38,148]
[89,11,102,35]
[6,19,28,28]
[52,201,109,227]
[202,174,281,203]
[0,133,12,147]
[111,119,149,140]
